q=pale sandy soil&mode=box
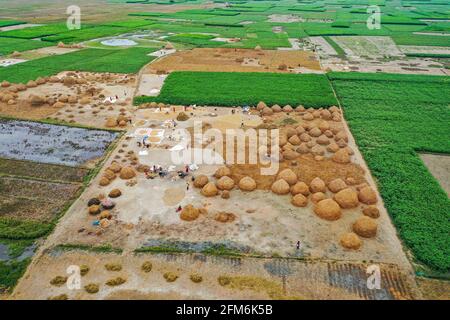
[419,153,450,197]
[17,46,80,60]
[0,23,42,32]
[137,74,167,97]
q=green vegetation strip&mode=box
[53,244,123,254]
[135,72,338,107]
[0,47,155,83]
[329,72,450,273]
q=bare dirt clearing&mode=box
[420,153,450,197]
[145,48,322,74]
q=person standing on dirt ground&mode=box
[185,165,189,173]
[296,241,301,250]
[176,205,182,213]
[186,181,190,191]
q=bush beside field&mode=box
[135,71,338,107]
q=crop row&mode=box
[135,71,338,107]
[330,72,450,273]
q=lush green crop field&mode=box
[0,23,71,39]
[0,20,25,28]
[0,38,53,56]
[0,48,155,83]
[135,71,338,107]
[329,72,450,273]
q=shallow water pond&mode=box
[0,119,118,167]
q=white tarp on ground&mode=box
[0,59,27,67]
[148,49,176,57]
[134,128,165,137]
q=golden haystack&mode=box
[108,162,122,173]
[272,104,282,113]
[261,107,273,116]
[1,81,10,88]
[214,212,236,223]
[335,131,348,142]
[271,179,290,195]
[99,177,110,186]
[329,106,340,113]
[310,177,326,193]
[176,112,189,121]
[214,166,231,178]
[309,127,322,137]
[314,199,341,221]
[108,189,122,198]
[328,178,347,193]
[286,127,297,138]
[352,216,378,238]
[282,150,299,160]
[296,143,309,154]
[290,181,310,196]
[180,204,200,221]
[80,96,91,105]
[327,142,340,153]
[318,120,330,132]
[311,145,325,156]
[332,148,350,164]
[26,80,37,88]
[321,109,332,120]
[221,190,230,199]
[283,105,293,112]
[299,132,311,142]
[88,205,101,215]
[334,188,359,209]
[288,135,301,146]
[216,176,235,191]
[317,135,329,145]
[100,210,112,220]
[257,101,267,110]
[340,232,362,250]
[238,176,256,191]
[105,117,118,128]
[363,205,380,219]
[66,95,77,103]
[303,113,314,121]
[291,194,308,207]
[277,168,297,185]
[119,166,136,180]
[30,95,46,106]
[201,182,218,197]
[103,169,116,181]
[358,186,377,204]
[193,175,209,188]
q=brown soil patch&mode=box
[163,187,185,206]
[229,154,366,190]
[145,48,321,74]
